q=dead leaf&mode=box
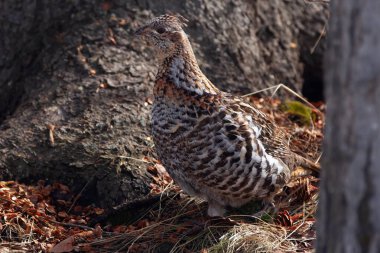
[50,236,74,253]
[58,211,68,218]
[118,19,128,26]
[107,28,117,45]
[94,208,104,215]
[290,42,298,49]
[89,69,96,76]
[101,1,112,11]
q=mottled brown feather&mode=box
[135,14,319,217]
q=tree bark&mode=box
[0,0,328,209]
[0,0,103,122]
[317,1,380,252]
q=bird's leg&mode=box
[207,201,226,217]
[262,199,277,213]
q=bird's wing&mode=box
[222,95,290,158]
[223,96,320,173]
[181,100,290,197]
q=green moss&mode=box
[281,100,316,125]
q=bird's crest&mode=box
[146,14,188,32]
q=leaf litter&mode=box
[0,92,324,253]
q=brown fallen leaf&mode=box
[58,211,68,218]
[50,236,74,253]
[47,123,56,146]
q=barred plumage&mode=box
[135,14,319,216]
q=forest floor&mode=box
[0,95,324,253]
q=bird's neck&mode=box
[156,34,219,96]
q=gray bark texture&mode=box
[317,0,380,252]
[0,0,328,208]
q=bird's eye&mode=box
[156,27,166,34]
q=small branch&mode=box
[243,83,320,112]
[68,177,94,214]
[310,23,327,54]
[50,219,94,231]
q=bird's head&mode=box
[134,14,188,59]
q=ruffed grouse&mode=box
[135,14,319,217]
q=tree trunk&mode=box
[0,0,328,209]
[317,1,380,252]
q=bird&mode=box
[135,14,320,217]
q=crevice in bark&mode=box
[0,0,103,124]
[0,42,45,125]
[358,144,374,252]
[301,50,325,101]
